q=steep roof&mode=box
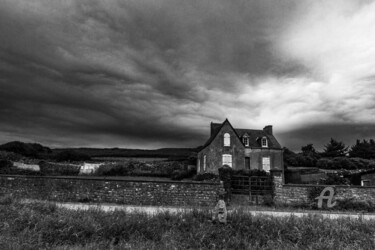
[200,119,282,151]
[235,128,281,148]
[201,119,236,149]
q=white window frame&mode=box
[243,136,249,146]
[203,155,207,171]
[262,157,270,172]
[224,133,230,146]
[222,154,232,167]
[261,137,268,147]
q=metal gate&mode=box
[231,175,273,204]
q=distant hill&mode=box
[52,147,199,159]
[0,141,199,160]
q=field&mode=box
[1,195,375,249]
[91,157,169,162]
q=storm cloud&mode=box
[1,0,375,150]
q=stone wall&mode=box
[272,170,375,205]
[0,175,224,207]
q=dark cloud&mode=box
[0,0,375,149]
[278,124,375,152]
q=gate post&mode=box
[270,169,283,203]
[249,176,252,203]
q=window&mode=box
[262,137,268,147]
[224,133,230,146]
[243,137,249,146]
[245,157,250,169]
[222,154,232,167]
[203,155,207,171]
[197,159,200,173]
[262,157,270,172]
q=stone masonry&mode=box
[272,169,375,205]
[0,175,225,207]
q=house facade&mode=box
[197,119,283,174]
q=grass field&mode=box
[1,195,375,249]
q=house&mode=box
[197,119,283,174]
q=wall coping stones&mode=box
[283,184,375,189]
[0,174,221,185]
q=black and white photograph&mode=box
[1,0,375,249]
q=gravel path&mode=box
[22,199,375,220]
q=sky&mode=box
[1,0,375,151]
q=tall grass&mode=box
[1,196,375,249]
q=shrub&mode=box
[0,194,14,205]
[54,150,91,162]
[39,161,80,176]
[317,157,359,170]
[0,159,12,170]
[95,163,128,176]
[171,167,196,180]
[318,173,350,185]
[0,151,23,161]
[0,141,51,158]
[232,169,269,177]
[218,165,233,189]
[335,198,375,212]
[0,160,41,175]
[193,173,219,182]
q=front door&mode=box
[245,157,250,169]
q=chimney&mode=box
[263,125,273,135]
[210,122,215,136]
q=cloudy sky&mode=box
[1,0,375,151]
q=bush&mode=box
[0,141,51,158]
[0,194,14,205]
[232,169,269,177]
[93,160,189,178]
[0,159,42,175]
[0,159,12,169]
[319,173,350,185]
[171,167,196,180]
[193,173,219,182]
[0,151,22,161]
[335,198,375,212]
[54,150,91,162]
[94,163,128,176]
[317,157,359,170]
[39,161,80,176]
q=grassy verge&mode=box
[1,195,375,249]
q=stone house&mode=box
[197,119,283,174]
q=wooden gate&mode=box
[231,175,273,204]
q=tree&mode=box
[301,144,316,155]
[0,141,51,158]
[54,150,91,162]
[322,138,348,157]
[349,139,375,159]
[283,147,317,168]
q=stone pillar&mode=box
[270,169,283,203]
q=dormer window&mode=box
[243,136,249,146]
[262,137,268,147]
[224,133,230,146]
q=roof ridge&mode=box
[235,128,263,131]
